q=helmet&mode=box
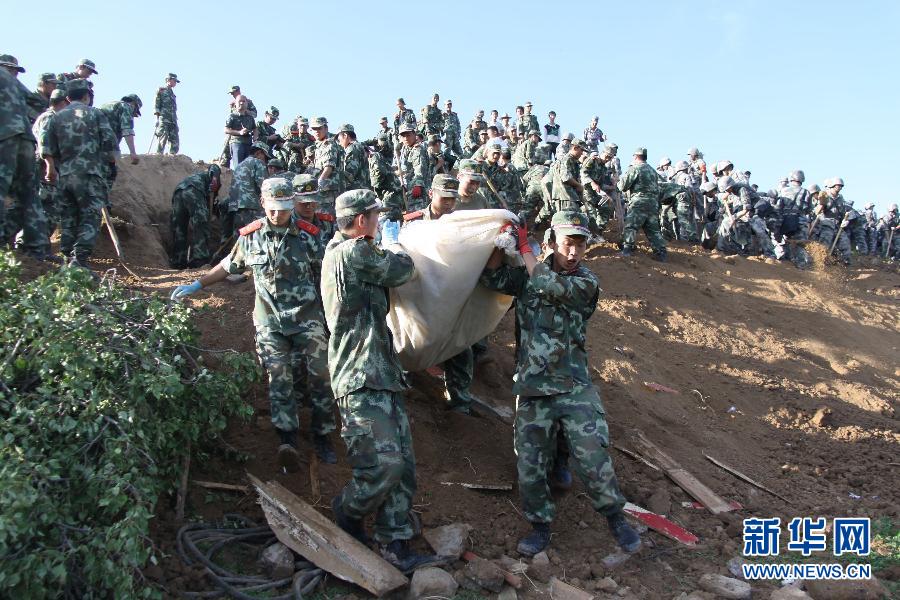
[889,203,898,213]
[864,202,874,210]
[717,176,735,193]
[673,160,690,174]
[687,147,700,157]
[807,183,821,194]
[658,156,671,168]
[700,181,717,194]
[789,170,805,183]
[716,160,733,173]
[828,177,845,188]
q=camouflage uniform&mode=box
[657,181,683,241]
[283,131,315,172]
[671,169,699,241]
[862,205,878,255]
[393,108,416,133]
[845,203,868,256]
[227,155,268,233]
[322,225,417,545]
[399,142,430,211]
[549,152,582,213]
[442,109,462,157]
[519,113,539,137]
[41,96,116,263]
[462,124,481,157]
[0,69,47,255]
[154,85,179,154]
[98,100,135,189]
[32,104,61,235]
[483,159,520,210]
[420,103,444,136]
[369,149,405,220]
[341,140,370,191]
[876,209,899,258]
[813,189,851,263]
[582,126,604,153]
[221,216,335,437]
[314,137,344,212]
[580,154,612,236]
[522,164,551,223]
[480,253,626,524]
[170,168,216,266]
[619,159,666,254]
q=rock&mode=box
[810,407,834,428]
[578,520,589,529]
[596,577,618,593]
[570,563,591,580]
[698,574,751,599]
[409,567,458,600]
[550,576,594,600]
[498,585,518,600]
[601,551,633,570]
[423,523,472,559]
[726,556,746,578]
[770,587,813,600]
[530,551,552,583]
[454,569,481,592]
[675,592,716,600]
[804,578,888,599]
[590,562,606,579]
[648,488,671,515]
[498,555,528,574]
[464,557,505,593]
[259,542,294,579]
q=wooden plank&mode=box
[623,502,699,546]
[440,481,513,491]
[247,474,408,597]
[193,480,250,493]
[704,454,792,504]
[630,431,734,515]
[613,444,661,471]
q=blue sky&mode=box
[8,0,900,213]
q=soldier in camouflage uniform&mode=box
[310,117,343,214]
[876,204,899,259]
[687,147,707,184]
[40,78,115,267]
[442,99,462,157]
[369,138,405,221]
[282,116,315,172]
[363,116,395,158]
[522,160,551,225]
[480,210,640,557]
[812,177,852,264]
[100,94,141,169]
[32,90,68,237]
[221,141,271,244]
[670,161,699,242]
[224,95,256,170]
[455,159,492,211]
[582,116,605,153]
[255,106,281,153]
[322,190,439,572]
[844,200,868,256]
[545,139,585,220]
[291,174,336,260]
[482,144,514,210]
[420,93,444,136]
[337,124,370,191]
[154,73,179,154]
[56,58,97,97]
[619,147,666,261]
[656,157,672,181]
[512,129,541,173]
[172,178,338,468]
[463,116,484,157]
[169,164,221,268]
[398,123,429,211]
[519,102,539,137]
[580,150,613,242]
[862,203,878,255]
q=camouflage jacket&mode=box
[341,141,370,190]
[287,212,336,285]
[99,100,136,144]
[399,142,429,189]
[480,255,599,396]
[229,156,267,210]
[582,126,604,150]
[393,108,417,132]
[314,138,344,192]
[463,126,481,153]
[23,84,49,124]
[175,171,213,196]
[618,162,659,204]
[32,106,59,158]
[369,151,402,194]
[321,231,416,397]
[420,104,444,134]
[551,153,581,204]
[777,183,812,216]
[442,110,460,136]
[221,218,325,334]
[0,70,35,142]
[483,161,522,210]
[456,188,491,211]
[580,155,607,199]
[256,120,277,145]
[155,86,177,123]
[41,100,116,178]
[688,158,707,184]
[283,132,315,171]
[518,114,539,135]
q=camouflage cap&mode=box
[251,141,272,158]
[292,174,320,201]
[427,134,442,145]
[297,116,309,125]
[261,178,295,210]
[563,132,575,141]
[528,129,541,139]
[889,203,898,213]
[606,142,618,153]
[658,156,671,167]
[0,54,25,73]
[431,174,459,197]
[525,101,533,107]
[335,189,386,219]
[267,157,286,170]
[397,97,405,104]
[551,210,591,238]
[339,123,355,134]
[167,73,180,82]
[488,142,503,154]
[309,116,327,128]
[789,169,805,183]
[827,177,845,188]
[267,106,280,118]
[398,122,416,134]
[123,94,142,115]
[633,147,647,158]
[39,72,59,83]
[571,139,587,150]
[864,202,875,210]
[49,89,66,101]
[78,59,98,74]
[457,159,484,181]
[64,78,91,94]
[228,85,241,94]
[716,159,733,172]
[379,115,388,122]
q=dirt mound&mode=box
[79,181,900,597]
[101,154,229,268]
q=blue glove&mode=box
[171,280,202,301]
[381,220,401,246]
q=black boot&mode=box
[607,511,641,553]
[380,539,443,574]
[516,522,550,557]
[620,247,633,257]
[331,495,369,545]
[652,248,668,262]
[313,434,337,464]
[276,429,300,472]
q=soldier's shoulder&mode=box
[239,218,265,236]
[295,218,321,236]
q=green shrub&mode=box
[0,252,259,598]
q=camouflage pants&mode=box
[848,219,867,255]
[443,347,474,410]
[170,187,210,266]
[864,227,878,256]
[444,135,463,158]
[748,215,775,257]
[659,202,678,241]
[515,387,626,523]
[58,173,106,262]
[156,120,179,154]
[255,324,336,435]
[815,219,851,263]
[622,199,666,253]
[0,135,47,255]
[336,388,416,544]
[676,195,698,242]
[582,189,612,235]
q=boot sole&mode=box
[277,444,301,472]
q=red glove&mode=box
[515,221,531,255]
[411,185,423,199]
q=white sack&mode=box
[387,209,516,371]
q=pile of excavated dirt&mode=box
[59,157,900,598]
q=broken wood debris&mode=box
[630,430,735,514]
[681,500,743,511]
[613,444,661,471]
[247,473,408,597]
[704,454,792,504]
[440,481,513,491]
[549,576,594,600]
[623,502,699,546]
[643,381,680,394]
[192,480,250,493]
